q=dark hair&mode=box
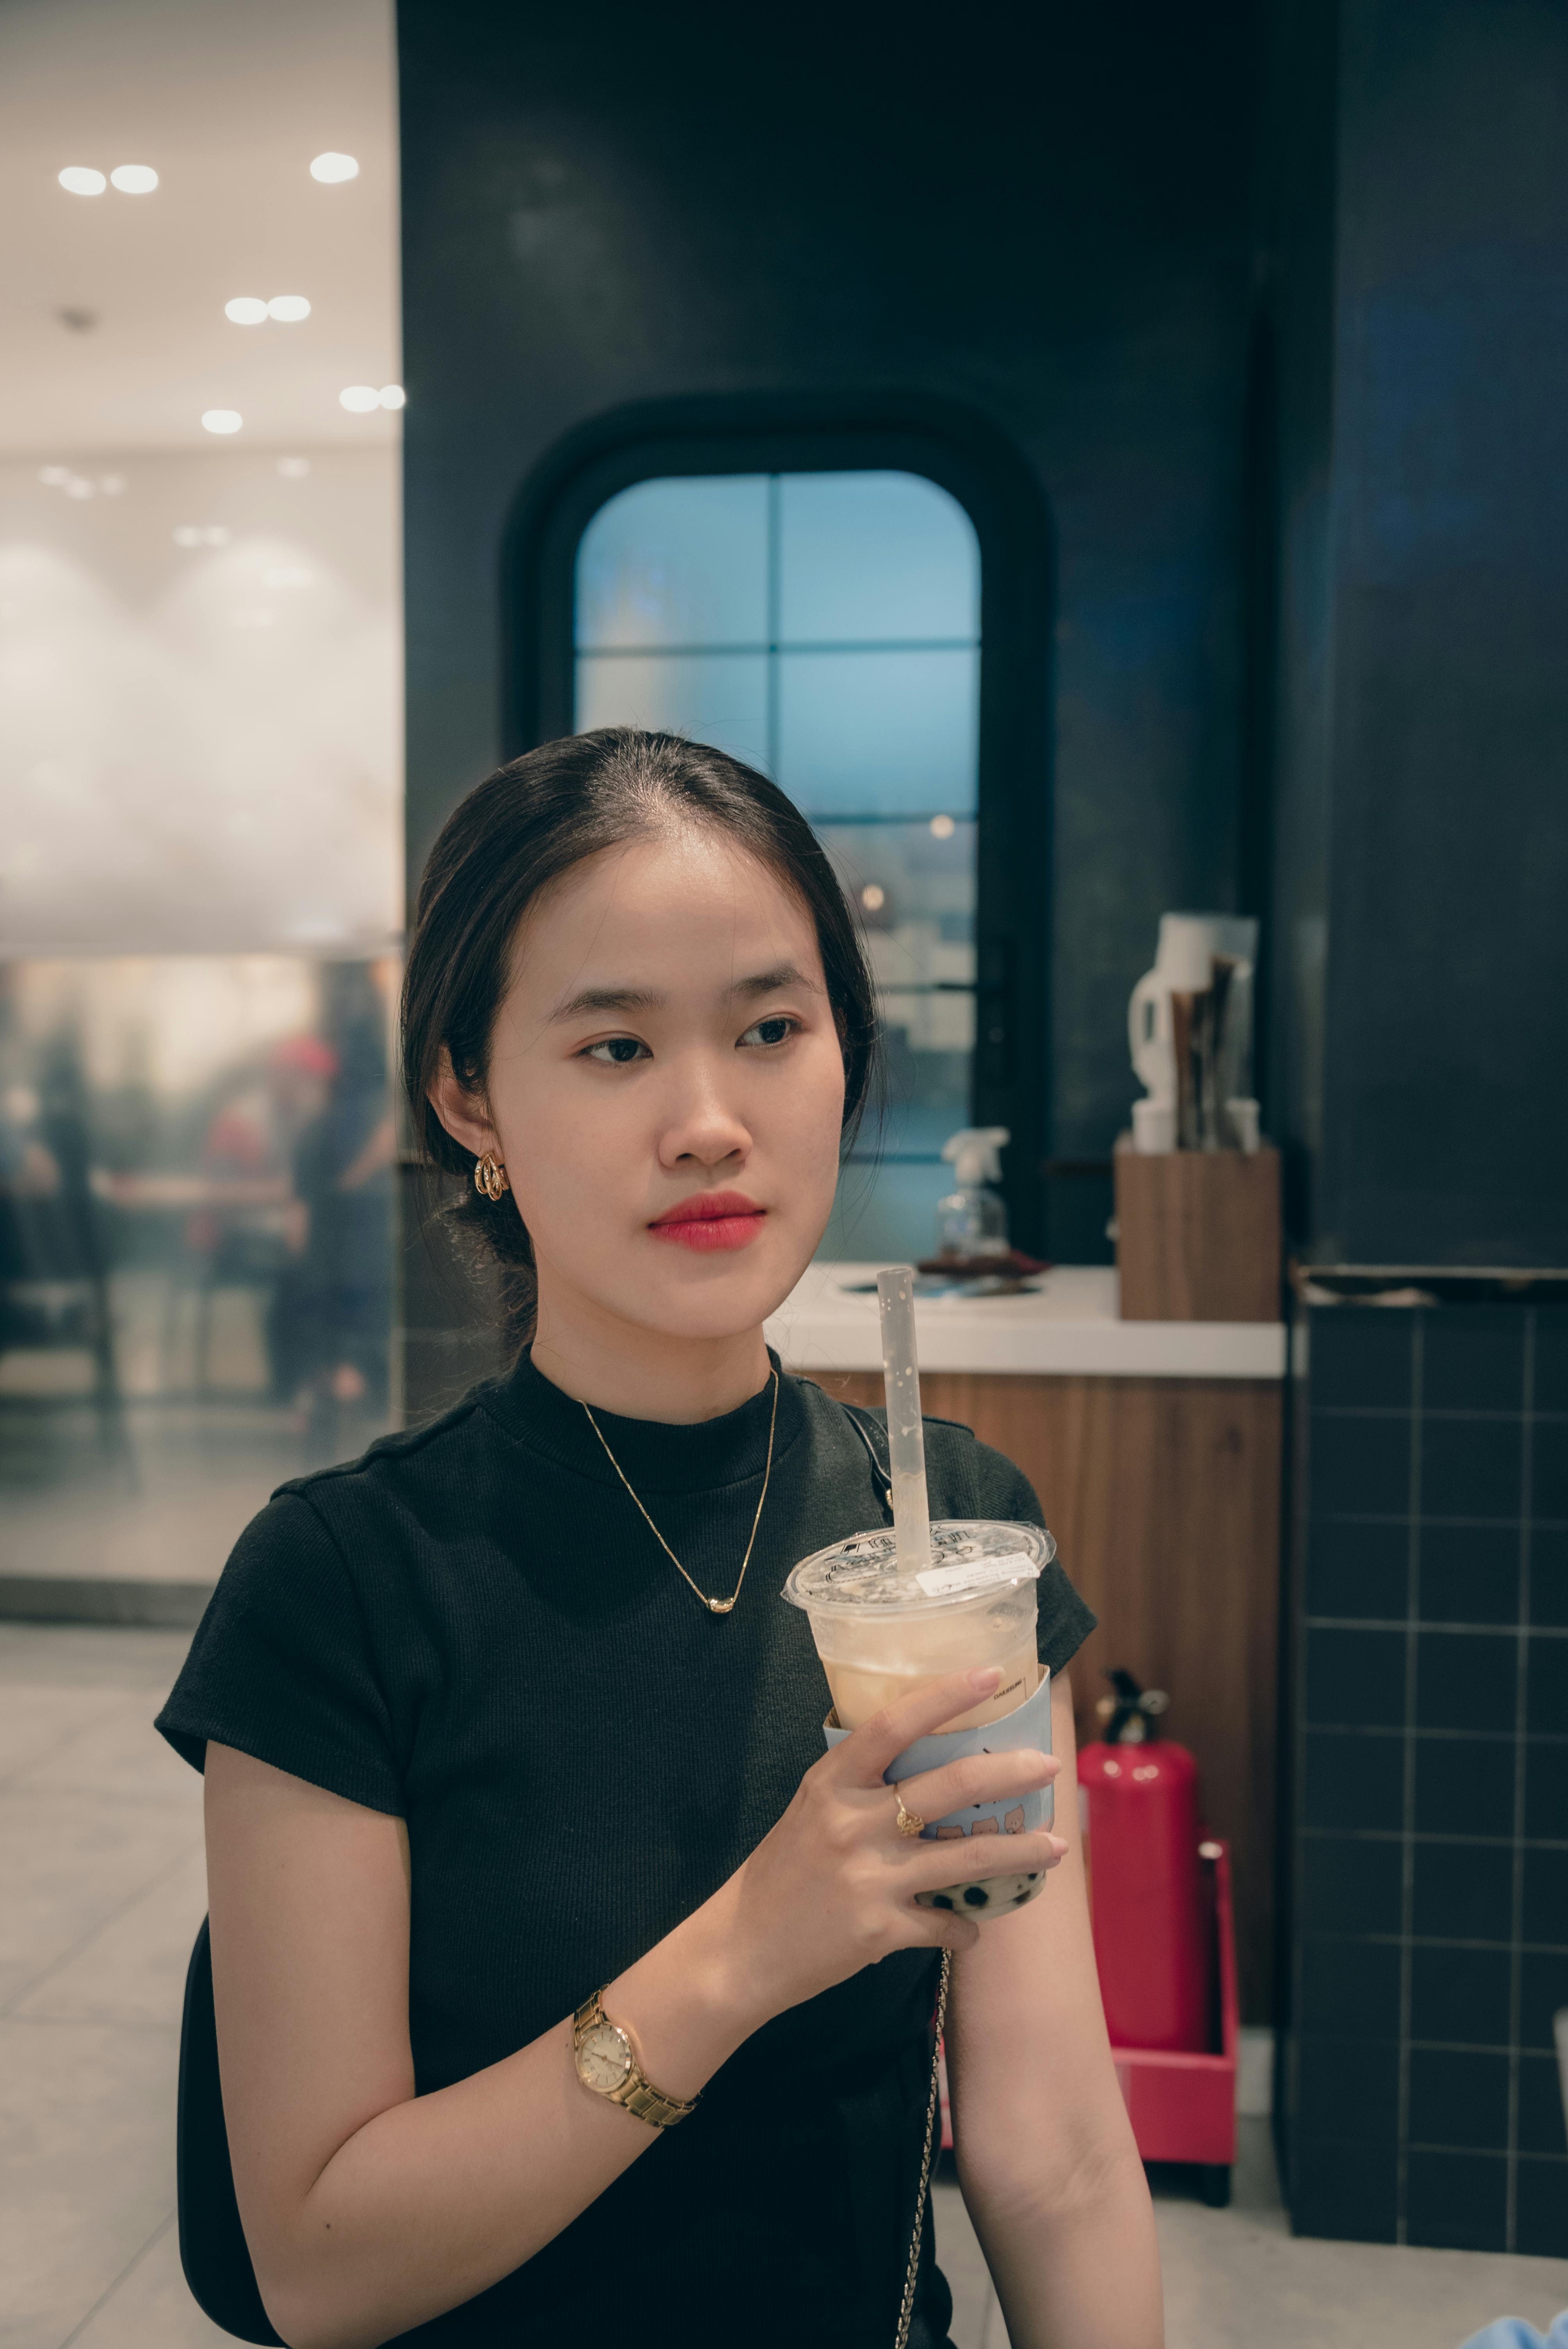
[400,727,881,1346]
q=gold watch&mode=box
[572,1989,699,2130]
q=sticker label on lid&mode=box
[914,1552,1039,1598]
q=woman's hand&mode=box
[712,1666,1065,2026]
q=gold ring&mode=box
[894,1792,925,1838]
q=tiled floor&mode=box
[3,1620,1566,2349]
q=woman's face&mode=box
[436,826,848,1342]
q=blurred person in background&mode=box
[273,967,394,1450]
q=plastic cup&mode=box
[783,1519,1055,1732]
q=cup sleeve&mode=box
[154,1492,404,1817]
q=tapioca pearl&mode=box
[931,1892,954,1910]
[963,1885,990,1907]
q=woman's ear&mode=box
[427,1047,499,1161]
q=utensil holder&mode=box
[1114,1136,1281,1322]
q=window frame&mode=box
[501,395,1055,1254]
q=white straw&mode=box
[877,1265,932,1572]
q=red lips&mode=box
[648,1189,767,1252]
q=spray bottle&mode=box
[935,1126,1010,1259]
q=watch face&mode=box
[576,2020,634,2095]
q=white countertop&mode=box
[764,1264,1286,1380]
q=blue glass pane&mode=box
[777,649,978,818]
[574,651,770,771]
[814,818,976,943]
[816,1155,955,1264]
[575,476,768,649]
[779,472,978,646]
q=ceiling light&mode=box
[860,883,886,912]
[276,456,311,479]
[929,813,955,839]
[173,526,202,547]
[38,466,70,486]
[202,410,243,435]
[64,478,96,499]
[378,383,406,410]
[59,167,106,196]
[110,164,159,194]
[267,295,311,322]
[339,385,380,413]
[173,525,231,548]
[225,296,268,326]
[310,151,359,183]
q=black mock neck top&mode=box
[157,1351,1094,2349]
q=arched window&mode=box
[506,408,1052,1263]
[572,470,980,1262]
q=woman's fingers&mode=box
[903,1827,1061,1896]
[836,1667,1004,1783]
[894,1745,1057,1829]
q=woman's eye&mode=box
[739,1015,796,1049]
[582,1035,650,1066]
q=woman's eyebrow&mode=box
[548,984,665,1022]
[732,962,821,998]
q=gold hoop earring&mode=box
[474,1151,510,1201]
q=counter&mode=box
[765,1262,1286,1379]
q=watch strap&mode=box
[573,1989,699,2129]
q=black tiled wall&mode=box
[1285,1305,1568,2254]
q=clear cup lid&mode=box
[783,1519,1055,1618]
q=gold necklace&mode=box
[581,1369,780,1616]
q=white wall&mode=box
[0,444,401,953]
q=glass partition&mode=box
[0,955,397,1587]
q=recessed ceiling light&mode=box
[339,385,380,413]
[378,383,405,410]
[110,164,159,194]
[64,477,96,499]
[225,296,268,326]
[310,151,359,183]
[59,166,106,196]
[202,410,243,435]
[267,295,311,322]
[276,456,311,479]
[38,466,70,485]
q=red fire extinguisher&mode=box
[1078,1668,1209,2053]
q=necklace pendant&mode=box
[707,1596,736,1615]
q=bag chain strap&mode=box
[893,1946,952,2349]
[841,1403,950,2349]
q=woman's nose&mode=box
[656,1059,752,1168]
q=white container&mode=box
[1128,911,1258,1148]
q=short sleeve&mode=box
[966,1439,1098,1679]
[155,1491,404,1816]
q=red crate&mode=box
[941,1838,1239,2190]
[1111,1839,1238,2176]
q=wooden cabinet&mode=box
[806,1367,1283,2022]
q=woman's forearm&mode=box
[257,1884,763,2349]
[957,2143,1162,2349]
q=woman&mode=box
[157,730,1162,2349]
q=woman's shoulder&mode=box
[266,1376,512,1537]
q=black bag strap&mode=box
[177,1917,283,2344]
[839,1400,894,1521]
